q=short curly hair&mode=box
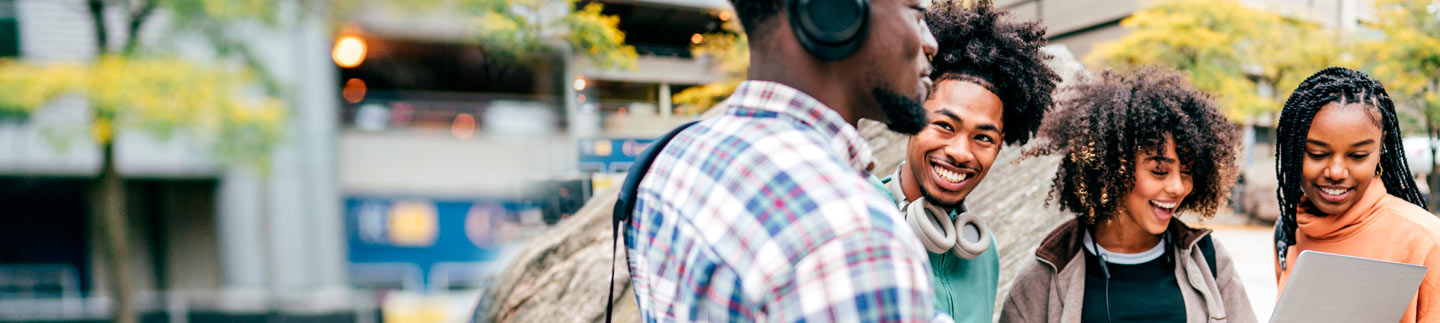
[925,0,1059,146]
[1026,67,1240,223]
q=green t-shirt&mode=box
[873,174,1001,323]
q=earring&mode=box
[1377,164,1384,176]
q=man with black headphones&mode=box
[877,1,1059,321]
[614,0,941,321]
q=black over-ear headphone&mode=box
[787,0,870,60]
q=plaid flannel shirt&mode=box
[624,80,938,322]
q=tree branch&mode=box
[88,0,108,54]
[122,0,156,56]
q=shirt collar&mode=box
[724,80,877,174]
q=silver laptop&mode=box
[1269,250,1427,323]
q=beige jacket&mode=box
[999,219,1257,323]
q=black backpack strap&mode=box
[606,121,698,322]
[1199,234,1218,280]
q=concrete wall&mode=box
[338,130,578,198]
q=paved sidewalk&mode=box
[1209,223,1278,322]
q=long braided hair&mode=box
[1273,67,1428,272]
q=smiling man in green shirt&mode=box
[878,1,1059,321]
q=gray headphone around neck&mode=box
[885,164,992,259]
[787,0,870,60]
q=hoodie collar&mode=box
[1296,179,1389,242]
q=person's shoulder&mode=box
[1004,252,1059,308]
[679,113,839,162]
[1032,218,1084,271]
[1377,195,1440,247]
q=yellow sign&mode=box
[592,172,626,193]
[594,139,613,157]
[388,202,438,247]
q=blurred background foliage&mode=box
[672,18,746,115]
[1359,0,1440,127]
[1088,0,1340,122]
[467,0,638,69]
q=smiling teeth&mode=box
[936,168,967,183]
[1150,200,1177,209]
[1321,187,1347,195]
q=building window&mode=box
[0,0,17,58]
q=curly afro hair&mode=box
[925,0,1060,146]
[1026,67,1240,224]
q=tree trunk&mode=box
[89,2,140,321]
[1429,79,1439,212]
[95,141,137,323]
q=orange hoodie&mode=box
[1275,180,1440,323]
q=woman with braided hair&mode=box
[1273,67,1440,323]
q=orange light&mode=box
[691,33,704,44]
[333,35,368,68]
[577,94,587,103]
[342,78,367,103]
[718,11,732,22]
[452,113,476,139]
[617,107,628,116]
[573,78,587,91]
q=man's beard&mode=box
[921,186,963,210]
[873,88,928,135]
[908,161,966,209]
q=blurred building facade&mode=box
[0,0,727,321]
[1,0,355,321]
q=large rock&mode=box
[480,45,1089,323]
[477,188,641,323]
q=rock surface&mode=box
[477,189,642,323]
[480,45,1090,323]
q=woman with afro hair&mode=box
[999,67,1257,323]
[1272,67,1440,323]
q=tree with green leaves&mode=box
[0,1,291,322]
[1088,0,1341,122]
[466,0,637,98]
[471,0,636,68]
[1357,0,1440,209]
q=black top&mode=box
[1080,246,1186,323]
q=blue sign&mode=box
[345,197,535,290]
[578,138,657,173]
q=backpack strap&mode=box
[1198,234,1218,279]
[606,120,698,322]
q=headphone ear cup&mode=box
[787,0,870,60]
[950,212,992,259]
[905,197,956,253]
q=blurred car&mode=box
[1405,136,1440,175]
[1241,158,1281,223]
